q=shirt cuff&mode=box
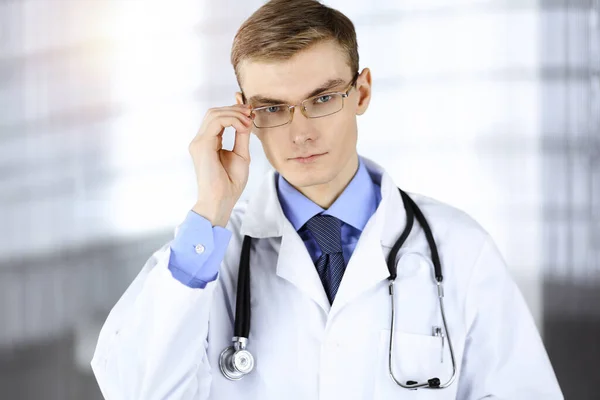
[168,210,233,288]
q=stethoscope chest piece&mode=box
[219,337,255,381]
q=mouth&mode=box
[290,153,327,164]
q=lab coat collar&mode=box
[239,156,409,314]
[238,169,286,239]
[362,156,409,250]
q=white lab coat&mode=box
[91,157,563,400]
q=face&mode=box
[235,40,372,191]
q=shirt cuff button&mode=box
[194,244,205,254]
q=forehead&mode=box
[239,40,352,102]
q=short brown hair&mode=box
[230,0,359,87]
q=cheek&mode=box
[327,116,357,146]
[256,131,285,159]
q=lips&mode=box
[291,153,326,164]
[295,154,318,159]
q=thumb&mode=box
[232,128,251,161]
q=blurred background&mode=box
[0,0,598,398]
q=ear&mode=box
[235,92,245,105]
[355,68,372,116]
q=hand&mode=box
[188,104,253,227]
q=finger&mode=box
[223,103,253,113]
[232,126,251,161]
[209,110,253,127]
[209,109,252,128]
[203,115,252,140]
[209,105,253,120]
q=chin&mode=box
[283,165,336,189]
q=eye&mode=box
[315,95,332,104]
[266,106,281,113]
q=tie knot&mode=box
[305,214,342,255]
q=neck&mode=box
[297,153,359,209]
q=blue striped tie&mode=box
[305,214,346,304]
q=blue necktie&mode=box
[305,214,346,304]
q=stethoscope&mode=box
[219,188,458,390]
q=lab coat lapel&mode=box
[239,169,331,314]
[329,167,409,317]
[328,209,389,317]
[276,220,331,313]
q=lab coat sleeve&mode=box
[91,241,220,400]
[456,236,563,399]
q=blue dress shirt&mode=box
[276,157,381,265]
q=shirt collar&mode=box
[276,156,379,232]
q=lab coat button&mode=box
[194,244,205,254]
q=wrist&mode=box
[192,202,232,227]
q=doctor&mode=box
[91,0,563,399]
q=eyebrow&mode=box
[247,77,347,106]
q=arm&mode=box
[456,236,563,399]
[91,212,231,400]
[91,102,252,399]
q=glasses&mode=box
[249,73,359,129]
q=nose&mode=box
[289,106,315,144]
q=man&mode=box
[91,1,563,399]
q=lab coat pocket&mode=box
[373,329,451,399]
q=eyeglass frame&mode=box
[247,72,360,129]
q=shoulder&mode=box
[405,192,498,292]
[407,191,491,247]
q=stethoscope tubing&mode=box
[223,188,457,389]
[386,189,457,389]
